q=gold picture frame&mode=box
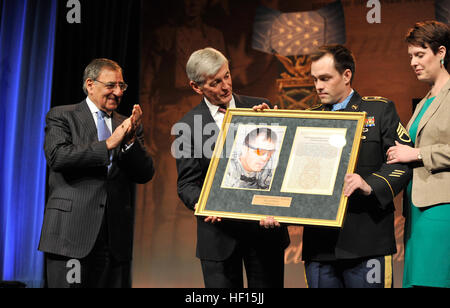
[195,108,366,227]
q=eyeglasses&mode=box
[244,141,276,156]
[94,79,128,91]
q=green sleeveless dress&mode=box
[403,97,450,288]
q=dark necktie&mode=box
[218,104,227,114]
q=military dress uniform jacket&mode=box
[302,92,413,261]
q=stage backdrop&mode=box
[133,0,434,288]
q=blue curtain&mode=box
[0,0,57,288]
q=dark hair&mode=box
[82,58,122,94]
[405,20,450,67]
[310,44,356,83]
[244,127,277,147]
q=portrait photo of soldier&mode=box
[221,126,285,191]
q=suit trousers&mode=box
[304,255,393,288]
[200,242,285,288]
[45,211,131,288]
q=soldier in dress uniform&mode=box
[304,45,414,288]
[256,44,413,288]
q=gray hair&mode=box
[186,47,228,85]
[82,58,122,94]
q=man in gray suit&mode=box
[39,58,154,288]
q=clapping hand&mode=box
[124,104,143,145]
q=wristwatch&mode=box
[417,152,423,161]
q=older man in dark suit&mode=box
[175,47,290,288]
[39,58,154,288]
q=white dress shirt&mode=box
[204,95,236,130]
[86,96,112,133]
[86,97,135,152]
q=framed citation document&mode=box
[195,108,365,227]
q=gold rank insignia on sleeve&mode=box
[389,169,406,177]
[397,123,411,143]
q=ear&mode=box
[85,78,95,94]
[438,45,447,60]
[190,81,203,96]
[343,69,352,85]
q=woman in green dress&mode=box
[387,21,450,288]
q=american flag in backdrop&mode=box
[252,0,346,56]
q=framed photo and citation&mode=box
[195,108,366,227]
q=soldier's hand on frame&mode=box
[344,173,373,197]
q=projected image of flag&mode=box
[252,0,346,56]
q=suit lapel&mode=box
[110,111,124,163]
[415,79,450,136]
[233,93,258,108]
[406,96,426,132]
[197,93,251,142]
[199,98,219,130]
[111,111,122,132]
[74,100,98,142]
[234,94,244,108]
[343,91,362,112]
